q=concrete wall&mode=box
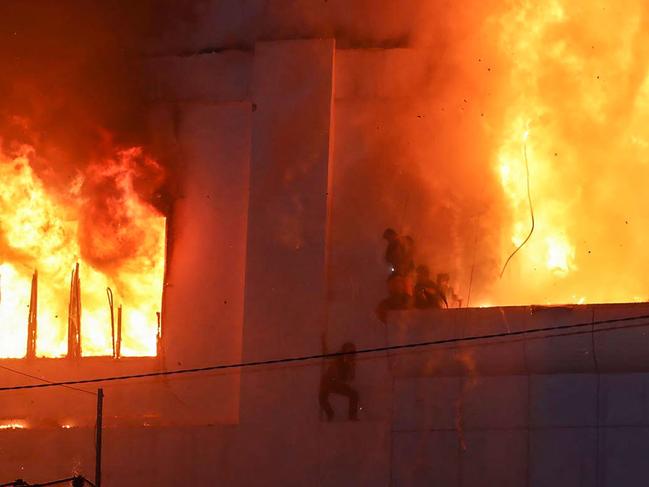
[387,303,649,486]
[4,303,649,486]
[0,45,254,482]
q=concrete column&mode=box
[241,39,335,364]
[163,101,251,424]
[235,39,335,485]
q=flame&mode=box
[0,146,165,357]
[486,0,649,305]
[0,420,27,430]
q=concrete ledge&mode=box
[386,303,649,377]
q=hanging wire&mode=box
[0,364,95,396]
[500,134,535,278]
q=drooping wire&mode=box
[0,475,95,486]
[0,363,95,396]
[500,137,535,278]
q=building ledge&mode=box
[386,302,649,377]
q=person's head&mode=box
[416,265,430,279]
[383,228,397,241]
[436,273,450,285]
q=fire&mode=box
[485,0,649,305]
[0,146,165,357]
[545,235,575,276]
[0,421,27,430]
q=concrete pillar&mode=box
[236,39,335,484]
[163,101,251,424]
[241,39,335,364]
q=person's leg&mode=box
[330,382,359,420]
[348,387,359,420]
[319,384,334,421]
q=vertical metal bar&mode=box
[106,288,115,358]
[67,267,75,358]
[156,311,162,357]
[158,216,170,359]
[116,306,122,359]
[67,263,81,359]
[95,388,104,487]
[76,264,82,356]
[26,270,38,359]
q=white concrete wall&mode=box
[3,294,649,485]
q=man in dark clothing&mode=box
[414,265,446,309]
[376,228,416,322]
[376,272,413,322]
[383,228,415,277]
[319,342,359,421]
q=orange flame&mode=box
[486,0,649,305]
[0,146,165,357]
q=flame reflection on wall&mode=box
[0,147,165,358]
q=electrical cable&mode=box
[1,313,648,393]
[0,476,95,487]
[0,364,95,396]
[500,138,535,278]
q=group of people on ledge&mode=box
[318,227,464,423]
[376,227,461,323]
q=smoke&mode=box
[5,1,642,304]
[0,1,168,273]
[0,2,156,163]
[274,0,510,308]
[215,0,649,306]
[117,0,510,311]
[149,0,512,305]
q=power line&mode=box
[1,312,648,393]
[0,475,95,487]
[0,364,96,396]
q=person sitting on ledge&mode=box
[376,271,414,322]
[436,272,462,308]
[414,265,445,309]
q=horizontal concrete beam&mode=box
[386,303,649,377]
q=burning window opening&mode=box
[0,147,166,359]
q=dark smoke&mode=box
[0,1,171,272]
[0,1,509,296]
[0,2,158,164]
[150,0,510,303]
